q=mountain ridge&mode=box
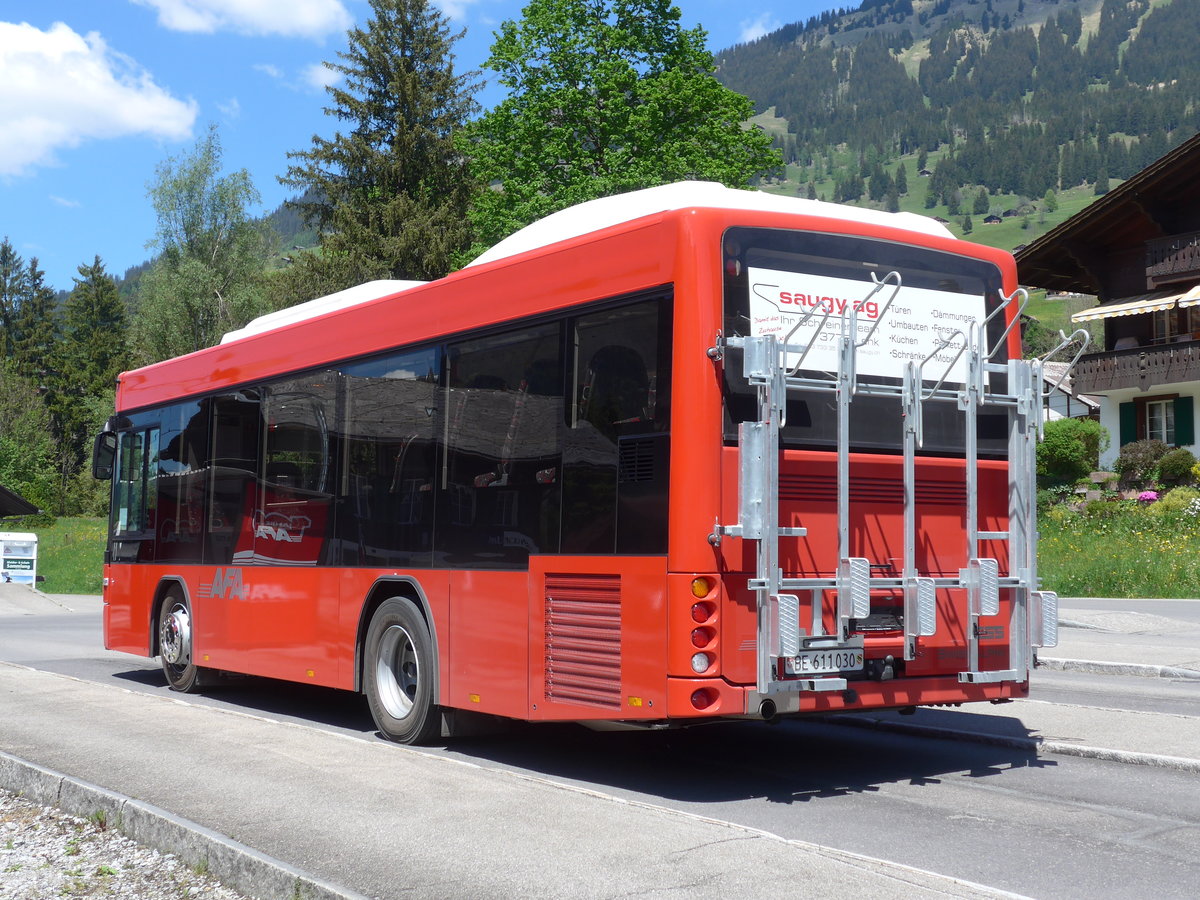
[713,0,1198,250]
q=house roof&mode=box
[1041,361,1099,410]
[1015,131,1200,295]
[0,484,39,518]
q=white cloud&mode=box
[0,21,197,178]
[133,0,352,39]
[302,61,340,92]
[739,13,781,44]
[435,0,481,20]
[217,96,242,118]
[51,195,82,208]
[253,62,283,79]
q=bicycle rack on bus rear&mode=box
[710,275,1088,713]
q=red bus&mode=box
[93,181,1065,744]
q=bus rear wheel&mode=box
[157,587,211,692]
[364,597,440,744]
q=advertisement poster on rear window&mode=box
[747,267,986,383]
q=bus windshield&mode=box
[721,227,1011,457]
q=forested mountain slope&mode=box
[715,0,1199,218]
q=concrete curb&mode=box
[821,714,1200,774]
[0,750,371,900]
[1038,656,1200,680]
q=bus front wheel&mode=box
[364,597,440,744]
[158,588,211,692]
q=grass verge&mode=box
[13,506,1198,601]
[7,517,106,595]
[1038,499,1200,598]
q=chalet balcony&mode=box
[1146,230,1200,288]
[1072,339,1200,394]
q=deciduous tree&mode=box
[459,0,780,252]
[131,125,271,364]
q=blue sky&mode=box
[0,0,838,293]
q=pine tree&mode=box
[973,186,990,216]
[885,184,900,213]
[281,0,481,292]
[0,237,29,361]
[11,258,59,383]
[60,256,127,398]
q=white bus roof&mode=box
[220,279,426,344]
[466,180,953,268]
[223,182,954,343]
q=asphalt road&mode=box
[3,594,1199,899]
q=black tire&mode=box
[157,587,212,692]
[364,597,440,744]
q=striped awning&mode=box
[1071,286,1199,322]
[1174,283,1200,308]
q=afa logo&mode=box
[253,510,313,544]
[199,567,248,601]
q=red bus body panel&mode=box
[104,201,1029,724]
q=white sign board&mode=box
[747,267,986,383]
[0,531,37,586]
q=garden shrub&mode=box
[1036,417,1109,487]
[1158,448,1197,487]
[1044,503,1079,525]
[1114,439,1169,487]
[1147,486,1200,517]
[1081,498,1125,519]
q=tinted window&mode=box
[439,324,562,567]
[207,393,262,565]
[251,374,336,566]
[722,227,1009,456]
[563,300,671,554]
[155,401,208,564]
[338,347,442,567]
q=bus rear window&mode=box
[721,227,1011,457]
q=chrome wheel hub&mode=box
[376,624,419,719]
[161,605,191,666]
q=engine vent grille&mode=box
[618,437,656,483]
[544,574,622,709]
[780,474,966,506]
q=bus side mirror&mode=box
[92,431,117,480]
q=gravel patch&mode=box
[0,788,250,900]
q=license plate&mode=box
[785,648,864,676]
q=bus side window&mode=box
[109,427,158,562]
[581,345,648,440]
[440,323,562,566]
[208,393,262,566]
[156,400,208,564]
[254,377,336,566]
[563,298,670,554]
[338,347,442,568]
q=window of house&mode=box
[1152,309,1173,344]
[1146,399,1175,444]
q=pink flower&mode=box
[1138,491,1159,503]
